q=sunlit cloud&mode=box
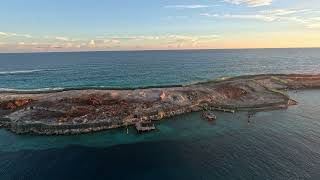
[104,39,121,44]
[88,40,96,48]
[201,13,275,21]
[201,8,320,29]
[55,36,70,41]
[0,33,220,52]
[260,9,306,16]
[224,0,273,7]
[0,32,32,38]
[166,35,219,48]
[306,23,320,29]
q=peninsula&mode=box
[1,74,320,135]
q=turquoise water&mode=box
[1,49,320,179]
[1,90,320,179]
[0,48,319,91]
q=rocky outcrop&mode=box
[0,118,11,128]
[0,99,33,110]
[0,74,319,135]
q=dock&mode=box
[202,111,217,121]
[210,107,235,113]
[135,121,156,133]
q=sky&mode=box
[0,0,320,52]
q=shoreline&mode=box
[1,73,319,94]
[1,74,320,135]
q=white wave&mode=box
[0,87,65,92]
[0,69,57,75]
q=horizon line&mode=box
[0,47,320,54]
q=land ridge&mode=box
[0,74,319,135]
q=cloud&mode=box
[311,17,320,21]
[105,35,219,43]
[201,8,320,29]
[201,13,275,21]
[104,39,121,44]
[108,36,161,41]
[55,36,69,41]
[224,0,272,7]
[0,32,32,38]
[165,35,219,48]
[201,8,317,22]
[306,17,320,29]
[165,5,209,9]
[0,33,221,52]
[0,32,8,36]
[306,23,320,29]
[88,40,96,48]
[261,9,303,16]
[64,42,73,48]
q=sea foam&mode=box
[0,69,57,75]
[0,87,65,92]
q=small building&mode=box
[135,121,156,133]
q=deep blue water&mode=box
[1,49,320,179]
[1,90,320,180]
[0,48,319,90]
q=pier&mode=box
[202,111,217,121]
[210,107,235,113]
[135,121,156,133]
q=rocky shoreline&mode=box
[1,74,319,135]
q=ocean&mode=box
[0,48,319,91]
[0,48,320,179]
